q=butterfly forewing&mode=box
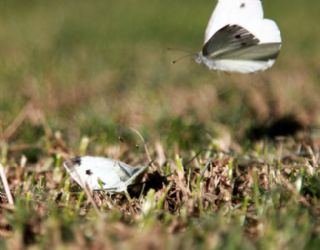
[204,0,264,42]
[203,25,260,58]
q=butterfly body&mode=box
[64,156,148,193]
[196,0,281,73]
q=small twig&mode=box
[64,157,101,215]
[1,102,33,141]
[200,159,213,180]
[0,164,14,206]
[279,174,310,207]
[73,178,101,215]
[83,184,102,216]
[8,143,42,153]
[185,149,209,166]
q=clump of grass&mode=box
[1,131,320,249]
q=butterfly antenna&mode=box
[167,47,195,64]
[171,54,194,64]
[130,127,154,169]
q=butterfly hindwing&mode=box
[214,42,281,61]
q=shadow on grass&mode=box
[247,115,305,140]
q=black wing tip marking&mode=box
[71,156,82,165]
[64,156,82,172]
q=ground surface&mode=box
[0,0,320,249]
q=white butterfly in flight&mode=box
[64,156,148,193]
[194,0,281,73]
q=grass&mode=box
[0,0,320,249]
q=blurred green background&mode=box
[0,0,319,149]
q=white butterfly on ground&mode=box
[195,0,282,73]
[64,156,148,193]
